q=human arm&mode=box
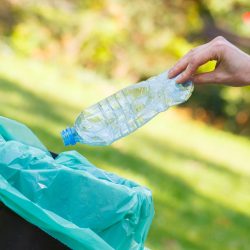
[168,36,250,87]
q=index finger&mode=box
[175,47,217,83]
[168,43,207,79]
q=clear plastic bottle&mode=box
[61,71,194,146]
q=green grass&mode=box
[1,54,250,250]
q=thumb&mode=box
[192,72,220,85]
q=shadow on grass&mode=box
[141,134,250,180]
[0,77,77,125]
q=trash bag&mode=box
[0,116,154,250]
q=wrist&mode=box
[241,56,250,86]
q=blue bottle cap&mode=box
[61,127,78,146]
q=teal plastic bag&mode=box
[0,117,154,250]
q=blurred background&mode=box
[0,0,250,249]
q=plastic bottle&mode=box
[61,71,194,146]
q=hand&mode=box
[168,36,250,87]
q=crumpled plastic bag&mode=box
[0,116,154,250]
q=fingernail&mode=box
[168,70,173,78]
[176,75,182,84]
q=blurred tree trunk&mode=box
[0,0,20,35]
[191,0,250,51]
